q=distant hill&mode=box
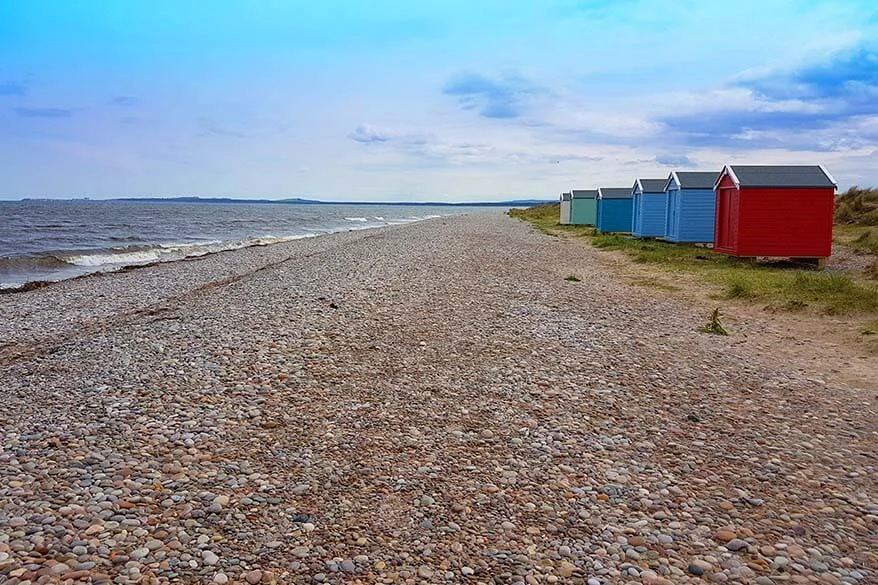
[106,196,553,207]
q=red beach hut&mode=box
[713,165,837,266]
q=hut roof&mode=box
[720,165,836,189]
[634,178,668,193]
[598,187,632,199]
[667,171,719,190]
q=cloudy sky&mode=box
[1,0,877,201]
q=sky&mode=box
[1,0,877,202]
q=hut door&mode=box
[716,189,732,249]
[665,191,680,238]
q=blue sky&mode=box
[1,0,876,201]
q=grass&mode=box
[714,269,878,314]
[702,307,728,335]
[834,225,878,255]
[511,208,878,315]
[589,233,878,314]
[564,275,581,282]
[507,204,594,237]
[628,277,681,291]
[835,186,878,226]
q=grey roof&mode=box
[727,165,836,188]
[635,178,667,193]
[598,187,632,199]
[670,171,719,190]
[571,189,598,199]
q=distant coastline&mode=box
[13,196,554,207]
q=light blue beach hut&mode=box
[595,188,634,233]
[631,178,668,238]
[663,171,719,243]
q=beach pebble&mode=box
[0,214,872,585]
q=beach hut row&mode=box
[558,165,837,265]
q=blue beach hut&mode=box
[596,188,634,233]
[631,178,668,238]
[663,171,719,243]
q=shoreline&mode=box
[0,214,452,294]
[1,213,875,584]
[0,216,461,351]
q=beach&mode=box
[0,213,875,584]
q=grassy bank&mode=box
[508,204,594,237]
[591,235,878,314]
[834,225,878,255]
[510,205,878,316]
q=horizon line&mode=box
[2,195,557,205]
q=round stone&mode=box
[130,548,150,560]
[687,564,705,576]
[714,530,736,542]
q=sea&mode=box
[0,199,492,290]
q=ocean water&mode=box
[0,200,488,289]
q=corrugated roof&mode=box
[636,178,667,193]
[728,165,836,188]
[571,189,598,199]
[674,171,719,189]
[598,187,632,199]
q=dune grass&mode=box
[834,186,878,226]
[834,225,878,255]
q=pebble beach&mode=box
[0,212,875,584]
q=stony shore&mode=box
[1,213,875,585]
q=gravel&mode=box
[0,213,875,584]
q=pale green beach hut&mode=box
[569,189,597,226]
